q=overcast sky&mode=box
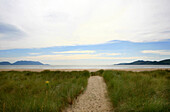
[0,0,170,64]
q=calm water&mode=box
[0,65,170,69]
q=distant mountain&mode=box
[0,61,45,65]
[115,59,170,65]
[0,61,12,65]
[13,61,44,65]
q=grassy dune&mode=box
[0,70,169,112]
[103,70,170,112]
[0,70,90,112]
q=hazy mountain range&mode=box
[115,59,170,65]
[0,61,45,65]
[0,59,170,65]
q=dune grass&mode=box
[0,70,90,112]
[0,69,169,112]
[103,70,170,112]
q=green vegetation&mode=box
[0,70,90,112]
[103,70,170,112]
[0,69,169,112]
[91,69,104,76]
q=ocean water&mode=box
[0,65,170,69]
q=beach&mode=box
[0,68,170,72]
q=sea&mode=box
[0,65,170,70]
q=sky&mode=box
[0,0,170,65]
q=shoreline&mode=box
[0,68,170,72]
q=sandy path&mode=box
[64,76,113,112]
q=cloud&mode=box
[45,12,70,23]
[0,53,152,62]
[0,23,25,40]
[53,50,121,57]
[99,53,121,56]
[28,53,41,55]
[0,0,170,49]
[141,50,170,55]
[53,50,95,54]
[160,31,170,34]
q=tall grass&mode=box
[103,70,170,112]
[0,70,90,112]
[1,70,169,112]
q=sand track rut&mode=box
[64,76,113,112]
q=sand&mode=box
[0,68,169,72]
[63,76,113,112]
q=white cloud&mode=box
[99,53,121,56]
[53,50,95,54]
[0,53,152,62]
[28,53,41,55]
[53,51,120,56]
[141,50,170,55]
[0,0,170,50]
